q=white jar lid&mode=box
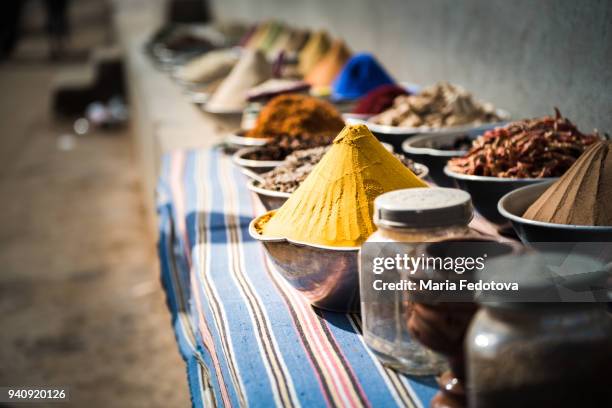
[374,187,473,228]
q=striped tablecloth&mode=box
[157,147,438,407]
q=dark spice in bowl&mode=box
[429,134,473,151]
[241,148,285,161]
[242,133,334,161]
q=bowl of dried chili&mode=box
[444,110,602,224]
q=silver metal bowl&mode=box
[247,179,290,211]
[411,162,431,179]
[232,147,283,174]
[232,137,395,171]
[186,89,210,105]
[343,113,372,122]
[246,163,430,211]
[498,181,612,243]
[365,110,510,136]
[444,166,557,225]
[225,129,270,151]
[402,131,478,186]
[200,109,242,132]
[249,212,360,312]
[361,112,509,153]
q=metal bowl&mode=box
[249,212,360,312]
[186,89,210,105]
[498,181,612,243]
[246,163,430,211]
[200,109,242,132]
[444,167,557,225]
[402,131,480,186]
[365,110,510,136]
[202,103,243,116]
[342,113,372,122]
[225,129,270,151]
[349,112,508,153]
[232,147,283,174]
[234,143,394,178]
[247,179,290,211]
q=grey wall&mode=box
[210,0,612,133]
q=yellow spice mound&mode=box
[261,124,428,247]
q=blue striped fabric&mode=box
[157,147,438,407]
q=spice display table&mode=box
[157,147,440,407]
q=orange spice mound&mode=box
[247,94,345,139]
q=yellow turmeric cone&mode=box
[262,124,428,247]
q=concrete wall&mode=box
[210,0,612,133]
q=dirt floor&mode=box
[0,1,190,407]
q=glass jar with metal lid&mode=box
[360,187,474,375]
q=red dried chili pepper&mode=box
[447,109,601,178]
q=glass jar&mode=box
[465,250,612,407]
[360,187,473,375]
[466,303,612,407]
